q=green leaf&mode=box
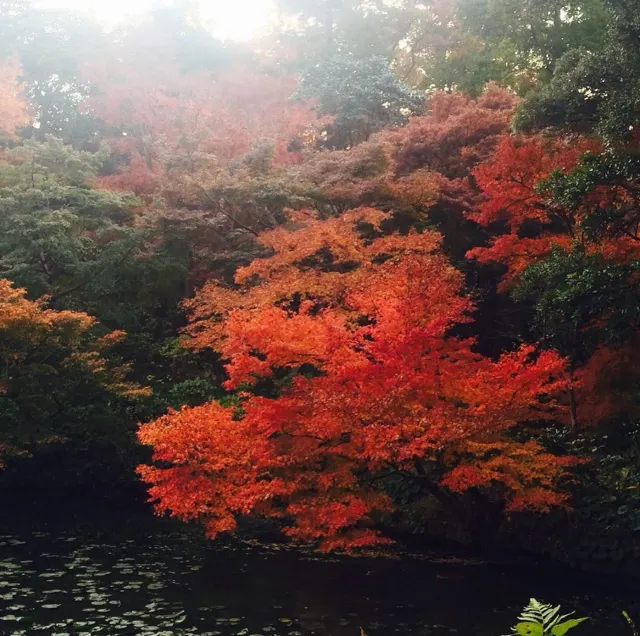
[551,618,589,635]
[514,622,544,636]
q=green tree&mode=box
[0,136,144,305]
[397,0,608,96]
[294,53,424,148]
[514,0,640,144]
[0,3,107,147]
[458,0,608,79]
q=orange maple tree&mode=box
[0,279,148,464]
[0,57,29,139]
[138,209,577,550]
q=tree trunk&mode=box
[569,387,579,436]
[413,460,470,529]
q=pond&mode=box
[0,495,639,636]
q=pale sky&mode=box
[33,0,276,41]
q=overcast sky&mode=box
[32,0,276,40]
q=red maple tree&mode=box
[467,135,603,288]
[138,209,576,550]
[466,135,640,430]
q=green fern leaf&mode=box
[551,618,589,636]
[513,622,544,636]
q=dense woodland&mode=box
[2,0,640,572]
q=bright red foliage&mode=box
[466,135,602,288]
[138,210,576,550]
[466,134,640,430]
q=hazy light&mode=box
[33,0,276,41]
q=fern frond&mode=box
[511,599,587,636]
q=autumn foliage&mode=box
[6,0,639,556]
[85,29,323,200]
[293,85,517,216]
[463,133,640,430]
[0,280,148,464]
[4,0,640,569]
[467,135,603,288]
[138,209,577,550]
[0,57,29,138]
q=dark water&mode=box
[0,497,639,636]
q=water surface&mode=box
[0,497,638,635]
